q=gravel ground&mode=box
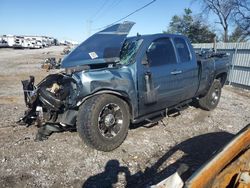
[0,46,250,188]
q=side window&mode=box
[174,38,191,63]
[146,38,177,66]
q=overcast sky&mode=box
[0,0,208,42]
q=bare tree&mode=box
[198,0,235,42]
[165,9,216,43]
[233,0,250,38]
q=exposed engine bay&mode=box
[18,73,79,140]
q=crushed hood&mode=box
[61,21,135,68]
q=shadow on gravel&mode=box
[82,131,234,188]
[82,160,131,188]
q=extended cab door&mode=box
[172,37,198,101]
[138,37,184,116]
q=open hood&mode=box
[61,21,135,68]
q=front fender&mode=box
[76,89,133,119]
[76,90,129,106]
[73,67,138,118]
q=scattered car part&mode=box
[41,58,61,71]
[17,76,37,126]
[151,172,184,188]
[61,46,72,55]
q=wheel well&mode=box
[80,91,133,121]
[216,73,227,86]
[112,94,133,121]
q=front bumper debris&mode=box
[17,74,78,140]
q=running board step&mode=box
[132,109,167,124]
[145,114,164,124]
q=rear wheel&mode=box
[199,79,222,111]
[77,94,130,151]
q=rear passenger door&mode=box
[173,37,198,101]
[139,37,184,115]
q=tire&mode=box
[77,94,130,151]
[199,79,222,111]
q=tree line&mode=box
[165,0,250,43]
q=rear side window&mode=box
[147,38,177,66]
[174,38,191,63]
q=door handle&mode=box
[170,70,182,75]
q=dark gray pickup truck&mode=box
[21,21,229,151]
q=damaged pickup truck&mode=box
[20,21,229,151]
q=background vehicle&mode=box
[21,21,229,151]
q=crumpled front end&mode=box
[19,73,79,129]
[17,21,137,140]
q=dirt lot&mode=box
[0,46,250,188]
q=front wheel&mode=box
[199,79,222,111]
[77,94,130,151]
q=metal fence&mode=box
[193,42,250,89]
